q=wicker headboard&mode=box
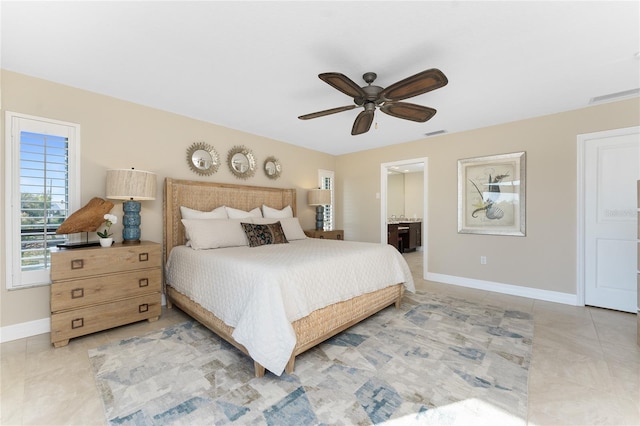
[163,178,297,262]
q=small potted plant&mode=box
[97,214,117,247]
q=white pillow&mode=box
[181,219,248,249]
[180,205,228,219]
[262,204,293,219]
[252,217,307,241]
[225,206,262,219]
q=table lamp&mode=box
[307,189,331,231]
[106,168,156,244]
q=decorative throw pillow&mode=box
[252,217,307,240]
[180,205,228,219]
[241,222,289,247]
[262,204,293,218]
[181,219,248,249]
[225,206,263,219]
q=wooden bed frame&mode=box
[163,178,405,377]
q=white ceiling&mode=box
[2,1,639,155]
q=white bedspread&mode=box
[165,238,415,375]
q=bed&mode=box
[163,178,414,377]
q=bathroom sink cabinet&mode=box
[388,222,421,252]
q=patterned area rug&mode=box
[89,291,533,425]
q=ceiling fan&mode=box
[298,68,448,135]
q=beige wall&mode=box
[337,98,639,295]
[404,172,424,221]
[386,172,424,220]
[386,173,404,218]
[0,70,336,328]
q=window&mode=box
[319,169,334,231]
[5,112,80,289]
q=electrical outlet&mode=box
[480,256,487,265]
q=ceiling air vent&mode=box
[589,88,640,104]
[424,130,447,137]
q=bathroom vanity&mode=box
[388,221,421,253]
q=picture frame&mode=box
[458,151,526,236]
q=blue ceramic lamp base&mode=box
[315,205,325,231]
[122,200,142,244]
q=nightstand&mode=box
[50,241,162,347]
[304,229,344,240]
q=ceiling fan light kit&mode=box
[299,68,448,135]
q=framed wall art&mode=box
[458,151,526,236]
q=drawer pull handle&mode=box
[139,303,149,313]
[139,278,149,287]
[139,253,149,262]
[71,288,84,299]
[71,259,84,269]
[71,318,84,329]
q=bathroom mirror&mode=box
[264,156,282,179]
[186,142,219,176]
[227,145,256,179]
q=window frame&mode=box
[5,111,81,290]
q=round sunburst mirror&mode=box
[227,145,256,179]
[186,142,219,176]
[264,156,282,180]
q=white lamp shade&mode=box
[307,189,331,206]
[106,169,157,200]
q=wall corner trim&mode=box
[425,272,578,306]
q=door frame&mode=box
[576,126,640,307]
[380,157,428,279]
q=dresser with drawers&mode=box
[50,241,162,347]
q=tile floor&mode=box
[1,251,638,425]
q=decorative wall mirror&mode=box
[186,142,219,176]
[264,156,282,180]
[227,145,256,179]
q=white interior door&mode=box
[583,128,639,312]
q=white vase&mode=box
[99,237,113,248]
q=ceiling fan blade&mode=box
[380,102,437,122]
[380,68,448,101]
[298,105,357,120]
[319,72,367,99]
[351,109,375,135]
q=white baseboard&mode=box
[0,317,50,344]
[425,272,578,306]
[1,296,170,344]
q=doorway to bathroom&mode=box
[380,157,428,280]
